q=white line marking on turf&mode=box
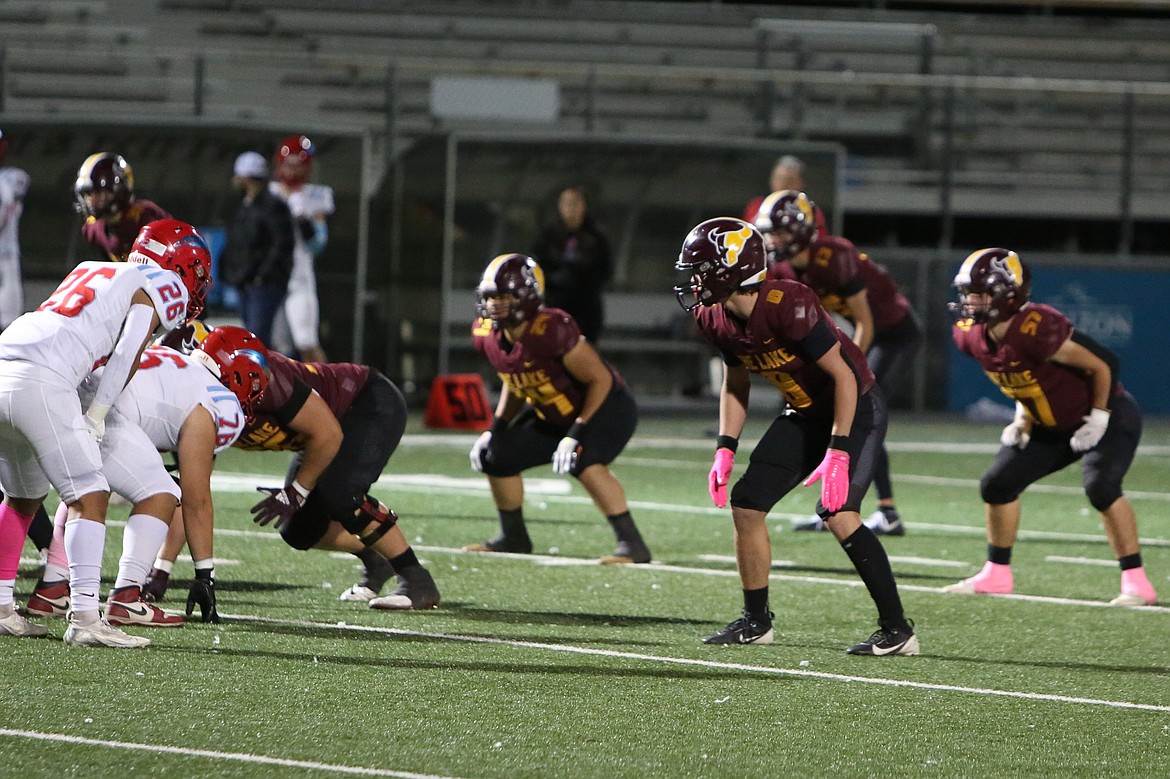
[0,729,461,778]
[699,553,796,567]
[223,614,1170,714]
[1045,556,1121,568]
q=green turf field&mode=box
[3,413,1169,778]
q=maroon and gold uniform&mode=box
[952,303,1123,432]
[768,234,911,332]
[82,199,170,261]
[473,306,623,428]
[694,279,874,418]
[235,352,370,452]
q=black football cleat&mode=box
[462,533,533,554]
[846,621,919,656]
[702,610,775,645]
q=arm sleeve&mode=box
[86,303,156,419]
[795,318,840,363]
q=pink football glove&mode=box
[708,448,735,508]
[802,449,851,514]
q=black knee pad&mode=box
[342,495,399,546]
[980,472,1021,506]
[1085,480,1123,512]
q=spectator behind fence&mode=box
[221,151,294,346]
[75,152,172,262]
[530,186,613,343]
[742,155,828,235]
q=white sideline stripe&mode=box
[224,614,1170,714]
[699,554,797,567]
[402,433,1170,457]
[1045,555,1122,568]
[0,728,460,779]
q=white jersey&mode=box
[0,167,30,262]
[0,261,188,387]
[270,181,334,285]
[84,345,245,455]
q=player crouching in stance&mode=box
[944,249,1157,606]
[0,218,209,647]
[182,326,440,610]
[464,253,652,565]
[677,218,917,655]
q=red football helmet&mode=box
[753,190,818,259]
[476,253,545,326]
[192,326,269,413]
[0,130,9,167]
[673,217,767,311]
[950,247,1031,325]
[128,219,213,321]
[74,152,135,219]
[274,134,315,188]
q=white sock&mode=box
[64,518,106,616]
[0,577,14,608]
[114,514,170,591]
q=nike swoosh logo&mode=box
[38,595,70,608]
[523,361,535,367]
[869,640,908,656]
[118,603,150,617]
[763,338,774,344]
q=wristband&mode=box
[291,479,310,498]
[566,420,587,440]
[828,435,850,451]
[715,435,739,454]
[490,416,507,435]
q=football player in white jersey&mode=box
[28,343,246,627]
[269,135,333,363]
[0,130,29,329]
[0,219,210,647]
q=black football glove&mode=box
[142,568,170,603]
[186,568,220,624]
[251,481,309,529]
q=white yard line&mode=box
[1045,555,1124,568]
[0,729,462,779]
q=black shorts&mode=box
[980,389,1141,512]
[480,384,637,478]
[730,387,888,517]
[280,370,408,550]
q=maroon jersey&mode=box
[694,279,875,418]
[472,306,623,427]
[767,234,911,333]
[952,303,1119,431]
[82,199,171,261]
[234,351,371,451]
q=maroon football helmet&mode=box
[274,134,315,188]
[128,219,213,321]
[476,253,545,326]
[192,326,269,414]
[673,217,767,311]
[950,248,1032,325]
[74,152,135,219]
[753,190,818,260]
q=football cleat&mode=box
[369,571,441,611]
[863,508,905,537]
[792,515,827,532]
[599,540,652,565]
[104,586,184,628]
[26,579,70,618]
[942,561,1013,595]
[462,533,533,555]
[63,611,151,649]
[339,585,378,602]
[1109,568,1157,607]
[0,605,50,637]
[847,621,919,656]
[702,610,774,645]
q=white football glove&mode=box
[469,431,492,472]
[83,403,110,444]
[552,436,580,475]
[1070,408,1110,453]
[1000,419,1031,449]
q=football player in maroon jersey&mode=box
[676,217,917,655]
[148,326,440,610]
[944,248,1156,606]
[465,253,652,564]
[756,190,922,537]
[74,153,172,261]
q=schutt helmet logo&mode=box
[708,224,754,268]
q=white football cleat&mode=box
[339,585,378,602]
[0,606,49,638]
[63,612,150,649]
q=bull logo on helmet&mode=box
[989,252,1025,286]
[708,224,755,269]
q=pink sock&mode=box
[0,502,35,581]
[43,502,70,583]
